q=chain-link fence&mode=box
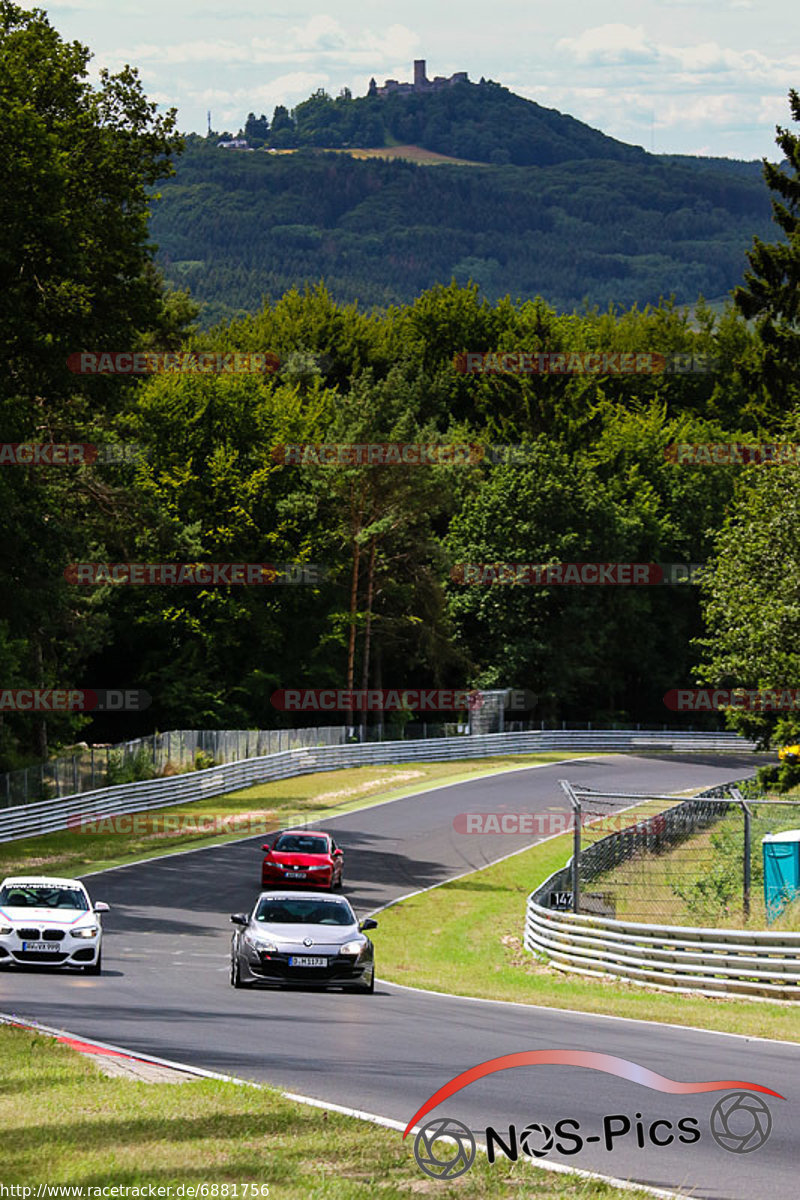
[557,780,800,929]
[0,727,350,808]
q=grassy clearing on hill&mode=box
[330,144,481,165]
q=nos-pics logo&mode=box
[404,1051,784,1180]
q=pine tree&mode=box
[735,90,800,404]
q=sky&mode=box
[43,0,799,159]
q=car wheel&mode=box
[349,969,374,994]
[84,951,102,975]
[230,953,249,989]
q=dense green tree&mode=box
[735,90,800,411]
[696,459,800,748]
[244,111,269,143]
[0,2,184,765]
[694,92,800,748]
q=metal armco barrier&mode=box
[0,729,753,845]
[525,781,800,1002]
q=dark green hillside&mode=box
[277,79,647,167]
[151,144,773,324]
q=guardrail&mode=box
[0,729,754,845]
[524,781,800,1002]
[0,725,351,808]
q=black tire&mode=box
[349,968,375,994]
[84,951,102,975]
[230,953,249,989]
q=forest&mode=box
[2,4,800,770]
[152,139,774,324]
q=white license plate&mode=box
[289,956,327,967]
[285,871,307,879]
[22,941,60,952]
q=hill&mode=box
[240,78,649,169]
[151,139,773,324]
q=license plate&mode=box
[289,956,327,967]
[22,941,60,952]
[285,871,307,879]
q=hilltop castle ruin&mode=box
[369,60,469,98]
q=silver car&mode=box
[230,891,377,993]
[0,875,109,973]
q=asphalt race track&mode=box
[2,753,796,1199]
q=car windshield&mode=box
[255,899,354,926]
[273,835,328,854]
[0,885,89,911]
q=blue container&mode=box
[762,830,800,922]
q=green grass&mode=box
[0,755,585,881]
[373,824,800,1043]
[0,1024,657,1198]
[589,800,800,931]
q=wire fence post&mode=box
[731,786,752,921]
[560,779,581,914]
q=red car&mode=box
[261,830,344,891]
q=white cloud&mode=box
[286,15,347,52]
[44,0,796,157]
[113,19,419,70]
[557,24,659,66]
[660,92,747,128]
[196,72,328,111]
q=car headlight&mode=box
[339,939,366,957]
[0,926,12,936]
[72,926,99,939]
[243,932,277,952]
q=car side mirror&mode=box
[261,845,271,853]
[93,901,110,913]
[333,849,343,858]
[359,918,378,931]
[230,913,249,926]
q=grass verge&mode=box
[0,754,584,881]
[0,1024,657,1199]
[590,800,800,931]
[373,820,800,1044]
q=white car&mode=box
[0,875,109,974]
